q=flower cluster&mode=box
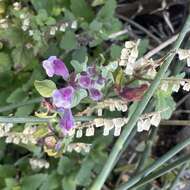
[97,99,128,112]
[29,158,50,170]
[0,18,8,29]
[177,49,190,67]
[119,41,139,75]
[13,2,22,11]
[78,66,105,101]
[137,112,161,132]
[42,56,105,134]
[67,143,91,153]
[160,79,190,93]
[0,124,37,145]
[72,111,162,138]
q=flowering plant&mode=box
[0,0,190,190]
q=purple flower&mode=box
[60,108,74,134]
[96,76,106,85]
[89,88,102,101]
[42,56,69,80]
[78,75,92,89]
[87,66,96,77]
[52,86,74,108]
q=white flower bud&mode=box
[13,137,20,144]
[6,136,13,143]
[97,108,102,116]
[114,125,122,136]
[183,82,190,91]
[76,129,83,138]
[71,21,77,29]
[50,26,58,35]
[112,118,125,128]
[161,82,168,91]
[85,127,95,136]
[172,83,180,92]
[94,118,104,127]
[150,113,161,127]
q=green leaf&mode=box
[96,0,116,20]
[71,89,88,108]
[70,0,94,22]
[60,31,77,51]
[57,157,76,176]
[92,0,105,7]
[72,47,87,63]
[138,39,149,57]
[0,165,16,178]
[21,174,47,190]
[76,158,94,186]
[110,44,122,59]
[31,0,54,14]
[34,80,57,98]
[6,88,27,104]
[0,52,11,72]
[71,57,88,73]
[12,47,32,68]
[40,173,59,190]
[15,104,34,116]
[4,178,18,190]
[155,90,176,119]
[62,176,76,190]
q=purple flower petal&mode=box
[87,66,96,77]
[52,86,74,108]
[96,76,106,85]
[42,56,69,80]
[89,88,102,101]
[78,75,92,89]
[60,108,74,134]
[42,56,55,77]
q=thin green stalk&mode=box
[0,98,42,113]
[117,136,190,190]
[90,15,190,190]
[0,115,115,123]
[169,163,188,190]
[136,127,158,173]
[131,154,190,189]
[0,116,52,123]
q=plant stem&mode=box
[117,136,190,190]
[130,154,190,189]
[0,116,51,123]
[90,15,190,190]
[161,120,190,126]
[169,163,188,190]
[136,127,158,173]
[0,98,42,113]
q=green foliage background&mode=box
[0,0,123,189]
[0,0,178,189]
